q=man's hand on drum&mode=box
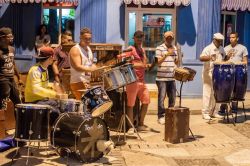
[210,54,217,61]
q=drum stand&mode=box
[209,101,235,126]
[12,123,50,165]
[178,81,196,140]
[116,86,143,144]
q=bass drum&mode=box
[51,113,109,162]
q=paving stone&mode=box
[224,149,250,165]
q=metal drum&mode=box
[233,63,247,100]
[120,63,137,85]
[51,113,109,163]
[58,99,81,113]
[15,104,50,141]
[81,86,113,117]
[104,66,126,91]
[213,63,235,102]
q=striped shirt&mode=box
[155,43,178,81]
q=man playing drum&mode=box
[224,32,248,113]
[225,32,248,64]
[155,31,179,125]
[25,46,64,124]
[200,33,226,120]
[69,27,105,100]
[124,30,151,134]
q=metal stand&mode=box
[209,102,235,126]
[116,86,143,144]
[178,80,196,140]
[232,99,247,123]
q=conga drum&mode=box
[213,62,235,102]
[233,63,247,100]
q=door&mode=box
[125,8,176,83]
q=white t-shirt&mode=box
[200,42,225,76]
[70,44,93,83]
[224,44,248,63]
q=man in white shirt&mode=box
[224,32,248,113]
[200,33,226,120]
[224,32,248,63]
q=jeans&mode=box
[0,78,21,110]
[35,99,60,126]
[156,81,176,119]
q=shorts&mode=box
[126,81,150,107]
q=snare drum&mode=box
[233,63,247,100]
[120,63,137,85]
[213,62,235,102]
[15,104,50,141]
[58,99,81,113]
[174,68,189,82]
[104,66,126,91]
[81,86,113,117]
[52,113,109,162]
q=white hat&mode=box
[213,33,224,40]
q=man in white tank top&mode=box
[69,28,100,100]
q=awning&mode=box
[123,0,191,6]
[222,0,250,11]
[0,0,78,4]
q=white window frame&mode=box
[41,4,75,44]
[221,11,237,46]
[125,5,176,51]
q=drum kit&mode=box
[12,62,138,165]
[211,62,247,123]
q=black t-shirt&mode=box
[0,46,15,80]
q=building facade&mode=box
[0,0,250,96]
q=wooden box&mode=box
[165,107,190,143]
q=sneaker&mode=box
[127,128,134,135]
[211,113,223,119]
[158,117,165,125]
[137,125,150,131]
[202,114,211,120]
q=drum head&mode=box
[91,101,113,117]
[76,117,109,162]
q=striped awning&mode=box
[0,0,78,4]
[123,0,191,6]
[222,0,250,11]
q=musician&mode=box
[200,33,226,120]
[0,27,22,111]
[52,30,73,83]
[25,46,62,124]
[155,31,179,125]
[123,30,150,134]
[69,27,101,100]
[224,32,248,113]
[225,32,248,64]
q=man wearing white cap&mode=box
[200,33,226,120]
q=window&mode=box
[221,11,237,46]
[42,3,76,44]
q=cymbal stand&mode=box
[116,86,143,144]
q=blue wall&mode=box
[79,0,107,43]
